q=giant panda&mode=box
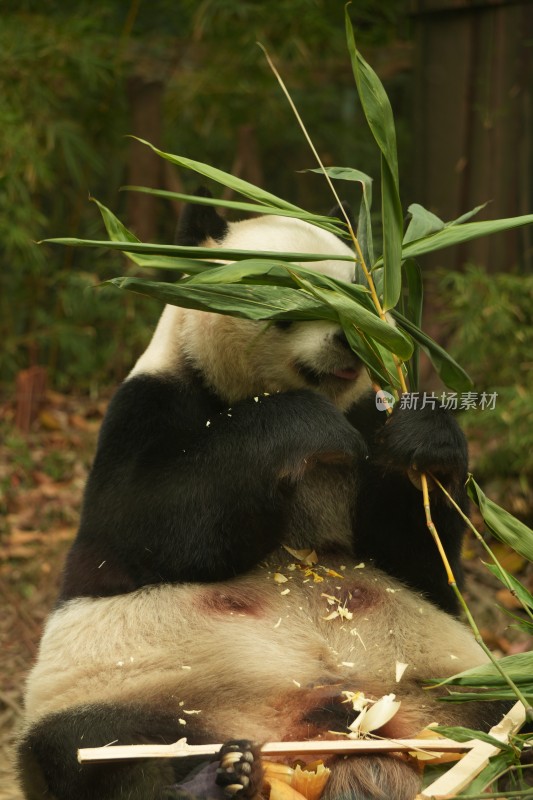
[18,197,502,800]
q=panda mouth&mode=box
[295,361,362,386]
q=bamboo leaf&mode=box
[184,259,296,287]
[438,652,533,687]
[467,476,533,562]
[380,156,403,310]
[132,137,307,213]
[287,271,413,359]
[399,215,533,261]
[355,174,374,276]
[345,11,402,309]
[345,13,398,186]
[302,166,374,268]
[446,201,488,227]
[341,320,401,392]
[403,203,444,244]
[304,166,373,184]
[184,259,374,310]
[391,310,473,392]
[284,268,403,389]
[107,277,338,322]
[90,199,216,272]
[484,563,533,610]
[399,259,423,390]
[120,186,344,235]
[44,237,355,264]
[431,726,513,752]
[438,688,533,702]
[454,751,515,796]
[91,197,140,245]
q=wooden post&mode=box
[411,0,533,272]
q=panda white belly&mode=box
[24,549,489,747]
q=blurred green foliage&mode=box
[0,0,409,393]
[440,266,533,483]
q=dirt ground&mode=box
[1,392,532,800]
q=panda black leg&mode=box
[18,703,214,800]
[215,740,263,798]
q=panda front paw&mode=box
[215,740,263,798]
[378,405,468,487]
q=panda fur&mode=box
[18,199,502,800]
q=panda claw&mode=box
[216,739,263,798]
[221,751,244,766]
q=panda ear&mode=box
[175,187,229,246]
[328,200,355,229]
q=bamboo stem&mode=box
[260,45,408,397]
[421,474,456,585]
[78,736,477,765]
[432,474,533,625]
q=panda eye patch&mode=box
[273,320,293,331]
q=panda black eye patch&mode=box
[273,320,293,331]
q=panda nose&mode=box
[334,329,351,350]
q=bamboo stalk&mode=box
[78,736,477,765]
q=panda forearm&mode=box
[355,466,467,613]
[62,384,365,597]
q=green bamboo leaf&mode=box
[302,166,374,268]
[439,688,533,702]
[132,137,307,213]
[184,260,375,313]
[467,476,533,561]
[287,271,413,359]
[399,215,533,260]
[345,11,402,309]
[355,175,374,276]
[399,259,423,390]
[341,319,401,393]
[438,651,533,687]
[380,156,403,309]
[283,262,402,388]
[107,277,338,322]
[92,197,140,245]
[484,563,533,610]
[120,185,344,235]
[431,726,513,752]
[184,259,296,287]
[303,166,373,184]
[183,260,369,309]
[446,201,488,227]
[391,310,473,392]
[90,199,216,272]
[455,750,516,796]
[43,237,355,264]
[403,203,444,245]
[345,12,398,185]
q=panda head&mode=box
[130,196,372,411]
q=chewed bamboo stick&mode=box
[418,701,526,799]
[78,736,477,764]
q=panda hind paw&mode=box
[215,739,263,798]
